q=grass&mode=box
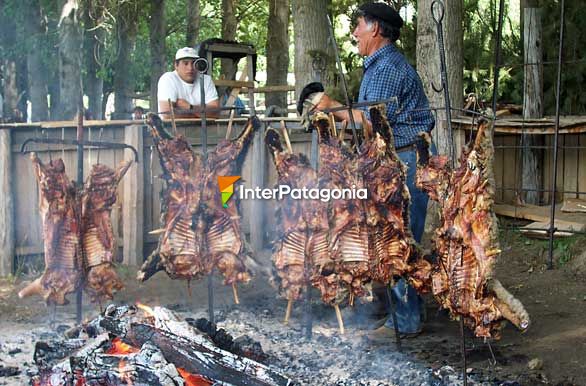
[498,218,586,267]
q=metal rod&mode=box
[494,145,586,150]
[76,108,84,325]
[21,138,140,162]
[199,69,214,323]
[548,0,566,270]
[460,318,468,386]
[491,0,506,114]
[326,14,360,152]
[303,130,319,340]
[431,0,455,166]
[386,286,402,352]
[320,97,398,115]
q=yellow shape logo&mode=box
[218,176,241,208]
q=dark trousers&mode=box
[385,144,434,333]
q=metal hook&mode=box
[431,0,445,24]
[431,81,444,93]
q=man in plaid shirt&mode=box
[298,2,435,338]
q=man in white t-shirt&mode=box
[157,47,220,118]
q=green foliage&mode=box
[540,0,586,115]
[2,0,583,115]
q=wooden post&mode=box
[0,130,14,276]
[522,7,544,205]
[123,124,144,266]
[248,55,265,252]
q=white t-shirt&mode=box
[157,71,219,106]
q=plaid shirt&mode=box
[358,44,434,148]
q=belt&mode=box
[395,143,416,153]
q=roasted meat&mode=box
[312,113,370,301]
[266,128,323,301]
[19,153,82,305]
[82,160,132,302]
[138,113,208,282]
[140,114,258,291]
[359,105,432,291]
[201,117,260,285]
[415,120,530,338]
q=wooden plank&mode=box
[561,198,586,213]
[563,134,579,200]
[577,134,586,200]
[501,134,518,203]
[451,115,586,134]
[122,124,144,266]
[0,130,15,276]
[495,203,586,225]
[493,134,505,202]
[213,79,255,88]
[520,220,584,238]
[542,135,552,204]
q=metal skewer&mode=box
[196,60,214,325]
[326,14,360,154]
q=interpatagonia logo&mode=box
[218,176,241,208]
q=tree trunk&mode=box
[1,60,19,121]
[416,0,463,159]
[57,0,83,120]
[83,2,105,119]
[291,0,332,96]
[150,0,166,113]
[0,1,21,122]
[265,0,289,112]
[113,1,138,119]
[24,0,49,121]
[220,0,238,83]
[521,7,543,204]
[186,0,200,47]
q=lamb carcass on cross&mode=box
[139,114,258,296]
[19,154,82,305]
[138,113,208,282]
[265,128,333,303]
[201,117,260,286]
[358,105,432,291]
[311,113,371,303]
[415,119,530,338]
[82,160,133,303]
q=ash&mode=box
[192,304,504,386]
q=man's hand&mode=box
[174,98,192,111]
[297,82,325,115]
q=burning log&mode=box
[30,305,294,386]
[415,119,530,338]
[98,306,293,386]
[19,153,82,305]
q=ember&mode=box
[176,368,213,386]
[29,304,294,386]
[106,338,139,355]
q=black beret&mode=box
[297,82,325,115]
[358,2,403,29]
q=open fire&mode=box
[29,304,294,386]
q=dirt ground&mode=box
[0,222,585,385]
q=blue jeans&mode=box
[385,144,435,333]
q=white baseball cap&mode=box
[175,47,199,60]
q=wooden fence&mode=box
[1,115,585,276]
